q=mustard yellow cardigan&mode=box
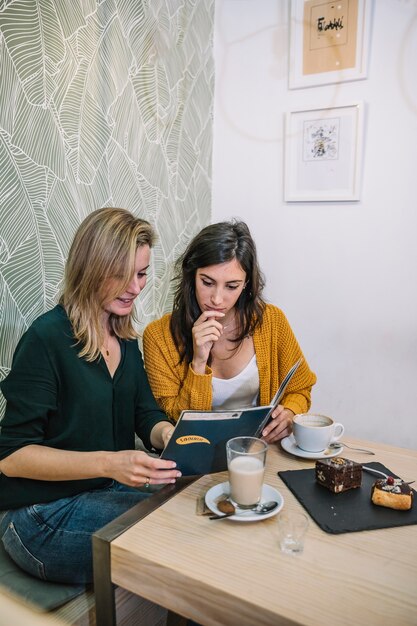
[143,304,316,422]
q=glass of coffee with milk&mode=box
[226,437,268,509]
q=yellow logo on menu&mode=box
[176,435,210,445]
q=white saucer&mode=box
[205,482,284,522]
[281,434,344,459]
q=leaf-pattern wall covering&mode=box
[0,0,214,419]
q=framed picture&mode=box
[289,0,373,89]
[284,102,364,202]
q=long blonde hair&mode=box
[59,207,155,361]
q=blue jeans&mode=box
[0,482,152,584]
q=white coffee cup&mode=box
[292,413,344,453]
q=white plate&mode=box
[205,482,284,522]
[281,434,344,459]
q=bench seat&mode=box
[1,529,167,625]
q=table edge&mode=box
[92,475,199,626]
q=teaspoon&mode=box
[327,442,375,455]
[209,500,278,520]
[362,466,415,484]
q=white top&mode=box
[212,354,259,410]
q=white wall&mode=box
[212,0,417,449]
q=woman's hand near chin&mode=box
[191,310,224,374]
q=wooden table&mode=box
[93,438,417,626]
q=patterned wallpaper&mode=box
[0,0,214,418]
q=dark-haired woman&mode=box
[143,220,316,443]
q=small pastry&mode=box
[371,476,413,511]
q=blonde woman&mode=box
[0,208,179,584]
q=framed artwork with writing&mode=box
[284,102,364,201]
[289,0,372,89]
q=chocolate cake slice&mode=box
[315,457,362,493]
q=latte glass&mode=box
[226,437,268,509]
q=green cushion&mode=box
[0,542,86,611]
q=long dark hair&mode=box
[170,220,266,363]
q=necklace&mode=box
[102,334,111,359]
[222,313,236,331]
[222,318,237,333]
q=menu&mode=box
[160,358,302,475]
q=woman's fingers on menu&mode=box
[262,407,295,443]
[138,462,182,487]
[109,450,181,487]
[145,455,182,485]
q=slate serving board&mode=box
[278,462,417,534]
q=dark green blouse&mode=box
[0,305,169,509]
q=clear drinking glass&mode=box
[277,511,309,554]
[226,437,268,509]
